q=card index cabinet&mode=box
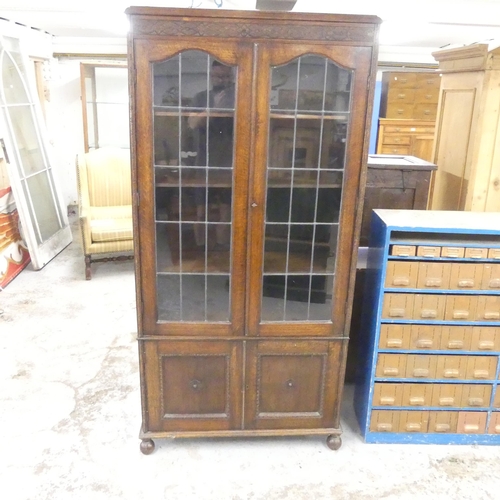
[126,7,380,453]
[354,209,500,444]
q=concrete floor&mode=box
[2,218,500,500]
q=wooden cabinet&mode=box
[380,71,441,121]
[376,71,440,163]
[126,7,380,453]
[429,44,500,211]
[355,209,500,444]
[376,119,436,162]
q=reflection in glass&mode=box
[263,54,352,322]
[153,50,236,322]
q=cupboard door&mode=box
[247,44,374,336]
[141,340,243,432]
[133,40,253,336]
[244,340,342,429]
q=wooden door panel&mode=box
[244,340,343,429]
[141,340,243,432]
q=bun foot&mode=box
[140,438,155,455]
[326,434,342,451]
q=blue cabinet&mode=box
[354,209,500,444]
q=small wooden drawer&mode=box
[431,384,463,407]
[457,411,487,434]
[465,247,488,259]
[439,326,472,351]
[441,246,465,258]
[391,245,416,257]
[382,134,411,146]
[382,293,414,319]
[449,263,483,290]
[376,353,407,378]
[460,384,492,408]
[385,261,418,288]
[415,87,439,103]
[481,264,500,290]
[413,103,437,120]
[436,355,468,380]
[401,383,433,406]
[413,294,446,320]
[445,295,477,321]
[380,145,411,155]
[417,262,451,289]
[405,354,437,379]
[398,410,429,433]
[387,88,416,103]
[386,103,414,119]
[428,411,458,433]
[389,73,417,88]
[488,248,500,260]
[488,412,500,434]
[476,296,500,321]
[383,125,434,134]
[493,390,500,408]
[466,356,497,380]
[417,245,441,258]
[409,325,440,350]
[415,73,441,87]
[370,410,400,432]
[470,327,500,351]
[379,324,411,349]
[372,383,403,406]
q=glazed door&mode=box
[247,44,372,336]
[133,40,252,337]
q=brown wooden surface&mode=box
[128,7,380,443]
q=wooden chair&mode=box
[76,148,134,279]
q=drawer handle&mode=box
[409,397,425,406]
[447,340,464,349]
[484,312,500,320]
[494,425,500,434]
[458,279,474,288]
[468,397,484,407]
[473,369,490,379]
[392,277,410,286]
[397,93,406,99]
[425,94,432,99]
[453,310,469,319]
[416,339,433,348]
[488,279,500,288]
[383,367,400,376]
[443,369,460,378]
[420,309,437,319]
[376,423,393,432]
[386,339,403,348]
[438,397,455,406]
[464,424,480,432]
[424,110,431,115]
[425,278,442,287]
[435,423,451,432]
[478,340,494,350]
[406,423,422,432]
[413,368,429,377]
[468,253,483,259]
[388,308,406,318]
[394,127,401,132]
[379,396,396,405]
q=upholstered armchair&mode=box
[76,148,134,280]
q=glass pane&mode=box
[153,50,236,323]
[263,54,351,322]
[24,172,60,242]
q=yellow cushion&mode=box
[90,218,133,243]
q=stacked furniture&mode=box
[376,71,441,163]
[355,209,500,444]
